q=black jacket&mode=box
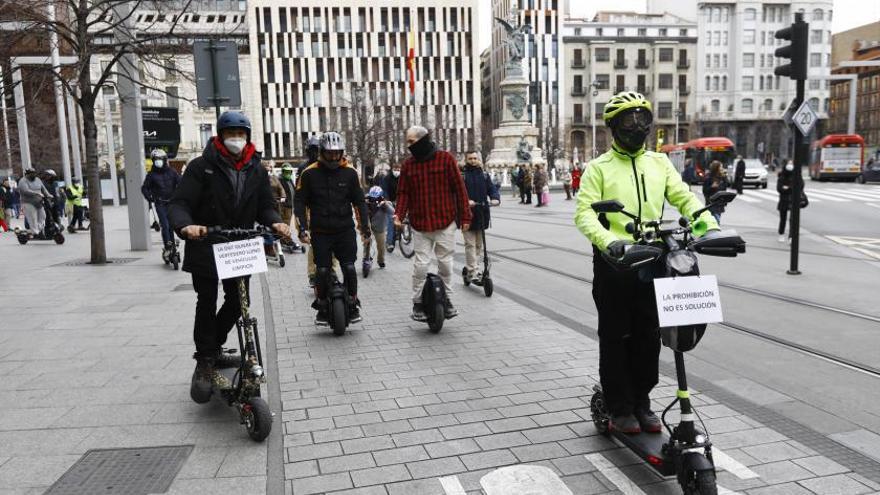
[294,160,368,235]
[141,166,181,203]
[168,140,281,277]
[383,173,399,202]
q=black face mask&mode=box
[307,148,319,162]
[611,126,650,153]
[319,151,342,170]
[408,135,434,160]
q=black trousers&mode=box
[192,274,250,358]
[312,229,358,301]
[522,187,532,204]
[778,202,789,235]
[70,205,85,228]
[592,255,661,416]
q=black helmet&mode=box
[217,111,251,141]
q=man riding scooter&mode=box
[142,149,181,259]
[17,168,51,235]
[574,91,720,434]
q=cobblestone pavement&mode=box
[266,241,880,495]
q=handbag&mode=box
[799,192,809,209]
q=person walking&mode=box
[142,149,181,254]
[514,165,525,203]
[701,161,730,224]
[66,177,86,231]
[168,110,290,403]
[776,161,800,243]
[521,165,533,204]
[461,151,501,283]
[734,155,746,194]
[364,186,394,268]
[571,166,582,195]
[532,163,548,207]
[394,126,472,321]
[561,168,572,200]
[382,162,401,252]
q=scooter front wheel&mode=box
[172,254,180,271]
[54,233,65,245]
[330,297,347,336]
[428,303,444,333]
[279,254,286,268]
[462,267,471,287]
[589,391,610,435]
[483,277,493,298]
[243,397,272,442]
[688,470,717,495]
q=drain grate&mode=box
[45,445,193,495]
[172,283,193,291]
[53,258,141,267]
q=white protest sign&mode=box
[653,275,723,327]
[213,237,268,280]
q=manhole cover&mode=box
[172,284,193,291]
[45,445,193,495]
[53,258,140,267]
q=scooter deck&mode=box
[612,430,676,476]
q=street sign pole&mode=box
[209,39,222,120]
[788,78,805,275]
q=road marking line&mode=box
[439,475,467,495]
[867,203,880,209]
[809,189,874,201]
[585,453,646,495]
[712,448,760,479]
[734,195,761,203]
[854,247,880,261]
[800,191,848,202]
[718,486,744,494]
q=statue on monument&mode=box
[516,134,533,163]
[494,12,532,68]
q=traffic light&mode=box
[774,13,808,81]
[656,128,665,152]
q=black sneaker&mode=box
[308,276,316,288]
[635,408,662,433]
[411,303,427,322]
[315,311,329,326]
[215,349,240,369]
[609,414,641,434]
[349,306,362,323]
[378,262,386,268]
[444,300,458,319]
[190,356,231,404]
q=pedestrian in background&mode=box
[382,162,401,252]
[561,168,572,200]
[521,165,533,205]
[571,166,582,195]
[532,163,548,207]
[776,161,800,243]
[66,177,86,232]
[514,165,525,203]
[734,155,746,194]
[702,160,729,224]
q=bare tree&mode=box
[0,0,222,263]
[542,123,567,172]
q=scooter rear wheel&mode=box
[54,233,65,245]
[17,234,28,245]
[331,297,347,336]
[462,267,471,287]
[243,397,272,442]
[689,470,717,495]
[483,277,493,298]
[279,254,286,268]
[428,303,444,333]
[172,254,180,271]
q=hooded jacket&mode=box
[575,143,719,252]
[168,138,282,277]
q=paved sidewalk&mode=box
[0,207,269,494]
[266,231,880,494]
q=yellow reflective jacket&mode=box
[575,144,719,251]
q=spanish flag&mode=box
[407,28,416,103]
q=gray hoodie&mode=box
[18,176,50,206]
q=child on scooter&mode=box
[364,186,394,269]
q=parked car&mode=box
[858,159,880,184]
[728,159,768,188]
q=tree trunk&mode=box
[80,102,107,264]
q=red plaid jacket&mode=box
[394,149,472,232]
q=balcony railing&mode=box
[614,60,628,69]
[573,116,586,125]
[571,60,585,68]
[636,59,649,69]
[678,86,691,96]
[677,59,691,69]
[636,86,651,95]
[571,87,585,96]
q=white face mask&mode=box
[785,164,794,172]
[224,138,246,155]
[392,170,400,178]
[153,160,164,168]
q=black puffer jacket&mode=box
[168,139,281,277]
[294,159,368,235]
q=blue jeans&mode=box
[154,202,173,245]
[385,214,395,247]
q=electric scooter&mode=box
[162,239,181,270]
[462,202,494,298]
[15,197,65,245]
[588,192,745,495]
[264,233,286,268]
[204,226,274,442]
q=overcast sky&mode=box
[478,0,880,50]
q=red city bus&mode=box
[662,137,736,184]
[809,134,865,181]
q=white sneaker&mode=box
[778,235,786,243]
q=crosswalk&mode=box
[730,186,880,205]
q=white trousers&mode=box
[412,222,456,303]
[463,229,484,276]
[22,203,45,234]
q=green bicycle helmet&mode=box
[603,91,652,123]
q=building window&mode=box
[573,103,583,123]
[743,53,754,67]
[742,76,754,91]
[680,28,687,37]
[743,30,754,44]
[812,9,823,21]
[595,48,610,62]
[638,28,646,36]
[809,79,820,90]
[617,28,624,37]
[705,75,711,91]
[657,101,673,119]
[763,98,773,111]
[658,74,673,89]
[810,53,821,67]
[808,97,819,111]
[659,28,667,36]
[596,27,603,36]
[596,74,609,89]
[165,86,178,108]
[741,99,753,113]
[574,28,581,36]
[659,48,673,62]
[810,29,823,44]
[706,54,711,67]
[713,54,720,67]
[744,8,756,20]
[712,76,719,91]
[711,99,720,112]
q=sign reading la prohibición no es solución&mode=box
[653,275,724,327]
[213,238,268,280]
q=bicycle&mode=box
[393,216,415,258]
[202,226,274,442]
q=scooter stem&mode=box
[674,351,697,443]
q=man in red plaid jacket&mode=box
[394,126,472,321]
